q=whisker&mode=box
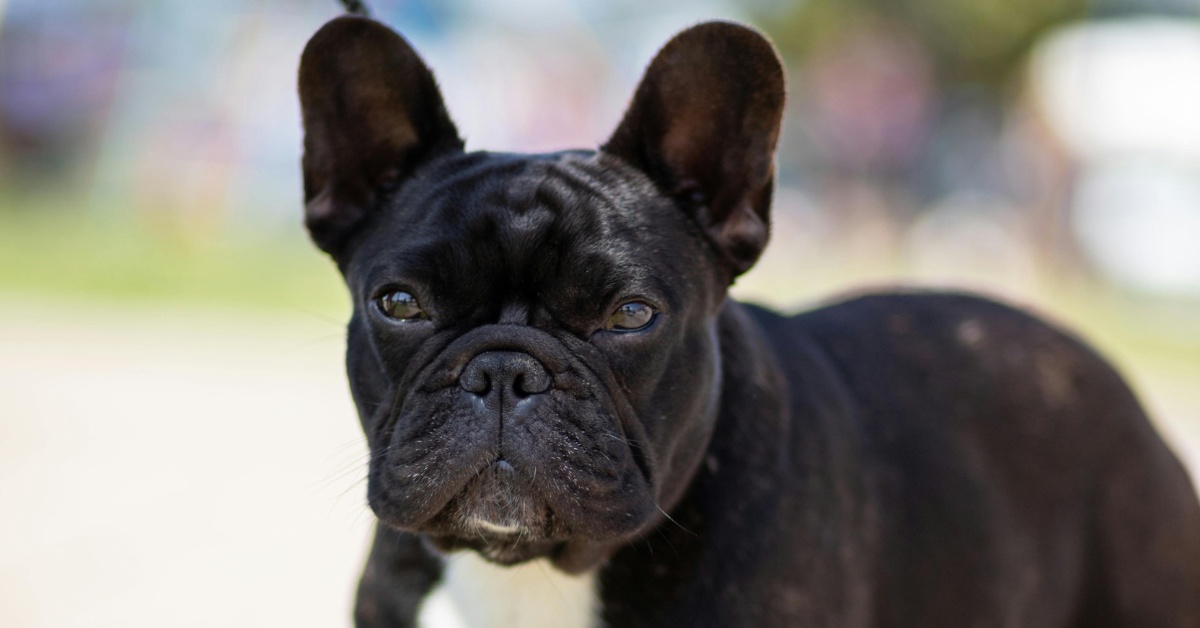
[654,502,696,537]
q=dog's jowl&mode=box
[297,4,1200,627]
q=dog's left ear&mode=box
[603,21,785,278]
[299,17,462,258]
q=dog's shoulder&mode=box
[764,290,1112,392]
[748,290,1144,455]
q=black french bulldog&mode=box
[297,5,1200,627]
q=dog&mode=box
[297,3,1200,626]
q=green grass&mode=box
[1,204,1196,389]
[0,207,348,316]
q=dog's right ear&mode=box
[299,17,461,257]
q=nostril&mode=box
[459,351,551,398]
[459,363,491,395]
[514,367,550,396]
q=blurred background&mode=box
[1,0,1198,626]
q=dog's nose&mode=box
[459,351,551,398]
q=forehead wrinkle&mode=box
[506,159,691,311]
[398,162,559,308]
[365,153,696,325]
[497,168,577,297]
[551,158,700,269]
[548,159,631,233]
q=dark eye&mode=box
[376,290,427,321]
[605,301,656,331]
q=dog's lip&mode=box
[373,423,658,539]
[369,443,499,530]
[426,534,565,566]
[468,517,523,535]
[419,456,557,534]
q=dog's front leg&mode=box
[354,525,442,628]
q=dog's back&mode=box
[753,292,1200,626]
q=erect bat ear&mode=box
[298,16,462,258]
[603,21,786,278]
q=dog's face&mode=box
[298,17,784,571]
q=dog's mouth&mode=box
[417,458,571,564]
[442,458,558,535]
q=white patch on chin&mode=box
[417,552,599,628]
[469,517,523,535]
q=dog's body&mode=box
[297,7,1200,627]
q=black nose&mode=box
[459,351,551,399]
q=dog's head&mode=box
[298,16,784,571]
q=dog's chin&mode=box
[378,457,656,569]
[418,458,565,562]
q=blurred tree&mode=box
[758,0,1089,85]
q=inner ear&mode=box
[603,21,785,277]
[299,16,462,257]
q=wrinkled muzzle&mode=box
[365,325,657,562]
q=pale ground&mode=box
[1,296,1197,627]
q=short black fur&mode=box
[296,11,1200,628]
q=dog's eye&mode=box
[605,301,656,331]
[376,290,427,321]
